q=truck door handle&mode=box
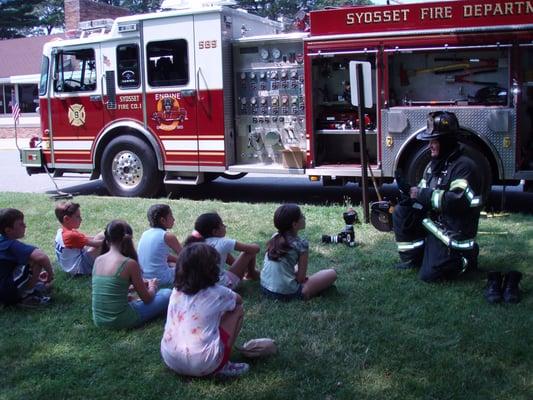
[90,95,102,102]
[181,89,196,97]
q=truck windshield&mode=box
[39,56,49,96]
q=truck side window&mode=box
[117,44,140,89]
[54,48,97,93]
[146,39,189,87]
[39,56,49,96]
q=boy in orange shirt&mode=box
[54,201,104,275]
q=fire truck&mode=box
[20,0,533,198]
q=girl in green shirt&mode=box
[92,220,171,329]
[260,204,337,301]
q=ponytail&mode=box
[183,229,205,246]
[103,219,138,261]
[267,232,290,261]
[184,213,222,246]
[267,204,302,261]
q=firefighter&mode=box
[393,111,483,282]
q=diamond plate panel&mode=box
[381,107,516,179]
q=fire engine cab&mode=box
[20,0,533,197]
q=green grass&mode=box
[0,192,531,400]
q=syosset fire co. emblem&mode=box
[151,97,187,131]
[68,104,86,127]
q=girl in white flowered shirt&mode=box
[161,243,249,378]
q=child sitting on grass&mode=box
[54,201,104,275]
[161,242,249,378]
[138,204,182,287]
[261,204,337,301]
[92,220,171,329]
[184,212,260,290]
[0,208,54,307]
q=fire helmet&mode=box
[370,201,393,232]
[416,111,459,141]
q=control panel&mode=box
[233,39,306,166]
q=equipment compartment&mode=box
[387,47,510,107]
[310,53,378,166]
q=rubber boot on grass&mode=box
[503,271,522,304]
[484,271,503,304]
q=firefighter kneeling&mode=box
[393,111,482,282]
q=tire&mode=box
[101,136,162,197]
[220,172,247,180]
[405,142,492,206]
[203,173,221,183]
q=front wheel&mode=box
[101,136,162,197]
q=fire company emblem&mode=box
[151,97,187,131]
[68,104,86,127]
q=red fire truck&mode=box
[20,0,533,198]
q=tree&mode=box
[95,0,163,13]
[313,0,372,8]
[236,0,373,26]
[34,0,64,35]
[0,0,44,39]
[237,0,311,21]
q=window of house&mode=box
[18,84,38,113]
[0,85,14,114]
[0,85,4,114]
[117,44,140,89]
[54,48,97,93]
[147,39,189,87]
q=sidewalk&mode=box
[0,138,29,150]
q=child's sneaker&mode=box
[214,361,250,378]
[18,293,51,309]
[33,281,53,296]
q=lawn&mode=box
[0,192,531,400]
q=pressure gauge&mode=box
[272,47,281,59]
[260,48,269,60]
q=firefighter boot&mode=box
[394,251,421,270]
[502,271,522,304]
[484,272,503,304]
[464,243,479,273]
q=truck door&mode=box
[143,16,198,170]
[49,45,103,168]
[517,44,533,176]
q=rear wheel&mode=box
[405,142,492,205]
[101,136,162,197]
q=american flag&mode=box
[11,95,20,125]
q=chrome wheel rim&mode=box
[111,150,143,189]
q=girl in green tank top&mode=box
[92,220,171,329]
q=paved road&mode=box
[1,148,531,213]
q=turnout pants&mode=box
[393,200,478,282]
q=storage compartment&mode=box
[387,47,510,107]
[310,53,378,167]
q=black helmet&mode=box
[416,111,459,141]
